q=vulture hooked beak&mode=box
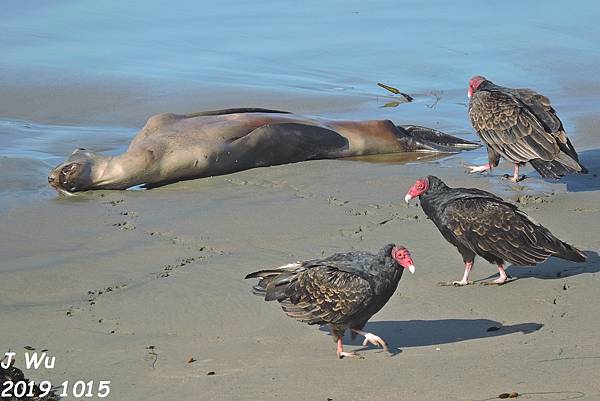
[404,194,413,203]
[407,265,415,274]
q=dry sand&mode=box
[2,131,600,400]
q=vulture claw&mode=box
[362,333,390,353]
[479,277,518,286]
[466,164,491,174]
[437,281,473,286]
[337,351,363,359]
[502,174,527,182]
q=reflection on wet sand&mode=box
[342,151,452,164]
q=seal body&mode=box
[48,108,478,193]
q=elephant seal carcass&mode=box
[48,108,479,194]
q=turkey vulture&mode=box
[245,244,415,358]
[405,176,585,285]
[467,76,587,182]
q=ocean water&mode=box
[4,0,600,92]
[1,0,600,209]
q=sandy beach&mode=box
[2,1,600,400]
[2,146,600,400]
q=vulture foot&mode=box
[361,332,389,353]
[337,351,363,359]
[466,163,491,174]
[502,174,527,182]
[437,280,474,286]
[479,277,518,286]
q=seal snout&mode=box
[47,169,60,188]
[47,168,68,195]
[47,162,84,195]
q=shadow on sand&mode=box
[553,149,600,192]
[479,250,600,282]
[320,318,543,355]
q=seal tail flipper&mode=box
[396,125,481,153]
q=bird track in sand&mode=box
[100,196,139,231]
[62,197,224,335]
[146,230,212,250]
[226,177,312,199]
[155,252,216,279]
[225,177,425,242]
[65,247,219,334]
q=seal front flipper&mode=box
[396,125,481,153]
[230,123,349,168]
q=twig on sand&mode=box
[426,90,442,109]
[538,356,600,363]
[377,82,413,102]
[145,345,158,369]
[472,390,585,401]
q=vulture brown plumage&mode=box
[467,76,587,181]
[245,244,415,358]
[405,175,586,285]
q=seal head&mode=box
[48,149,99,195]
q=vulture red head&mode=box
[404,177,430,202]
[468,75,487,98]
[391,245,415,274]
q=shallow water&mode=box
[0,120,133,211]
[4,0,600,92]
[1,0,600,210]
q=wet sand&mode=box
[2,138,600,400]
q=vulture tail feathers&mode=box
[554,242,586,263]
[244,269,283,280]
[530,153,586,179]
[251,284,266,297]
[245,269,297,301]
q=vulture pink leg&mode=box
[503,164,522,182]
[453,261,474,286]
[351,328,390,353]
[503,164,525,182]
[336,337,361,359]
[466,163,491,174]
[493,264,508,284]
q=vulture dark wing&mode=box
[512,89,561,132]
[279,264,374,325]
[513,88,585,170]
[469,90,561,163]
[303,251,376,278]
[442,196,564,266]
